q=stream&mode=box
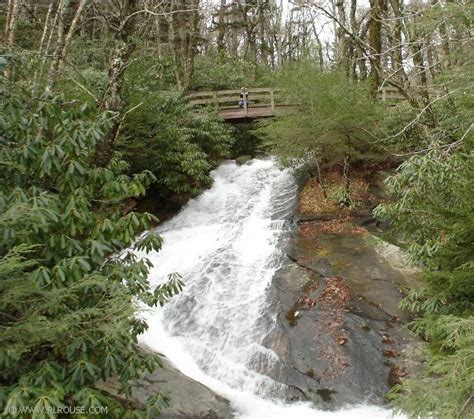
[138,159,402,418]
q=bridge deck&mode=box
[218,107,278,120]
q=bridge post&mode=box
[244,93,248,116]
[213,91,218,111]
[270,89,275,111]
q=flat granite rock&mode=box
[261,230,418,410]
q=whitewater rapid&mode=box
[138,159,400,418]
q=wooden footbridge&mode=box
[187,87,284,120]
[187,86,404,121]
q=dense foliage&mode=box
[262,63,381,164]
[260,63,383,202]
[374,65,474,418]
[0,86,183,417]
[376,148,473,418]
[120,90,234,198]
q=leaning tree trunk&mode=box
[37,3,53,61]
[47,0,89,90]
[58,0,89,73]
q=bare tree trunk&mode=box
[58,0,89,71]
[389,0,408,84]
[4,0,13,41]
[406,25,436,127]
[167,8,183,90]
[425,34,438,81]
[356,20,370,79]
[335,0,349,74]
[166,0,200,91]
[411,41,432,104]
[183,0,200,90]
[243,13,257,79]
[315,32,324,69]
[273,27,283,68]
[4,0,23,80]
[154,13,162,57]
[37,1,62,85]
[38,3,53,58]
[246,28,257,81]
[216,0,226,55]
[96,0,139,167]
[343,155,351,201]
[47,0,70,90]
[259,4,268,65]
[33,2,53,88]
[432,0,451,69]
[229,0,240,56]
[368,0,385,95]
[348,0,358,79]
[5,0,22,50]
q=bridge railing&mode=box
[188,88,282,115]
[377,86,404,101]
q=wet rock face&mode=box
[297,233,417,323]
[235,155,253,165]
[263,230,415,409]
[103,357,234,419]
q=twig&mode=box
[70,78,99,103]
[110,101,144,147]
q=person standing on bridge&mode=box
[239,87,249,109]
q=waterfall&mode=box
[139,159,399,418]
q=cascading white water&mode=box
[139,159,400,418]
